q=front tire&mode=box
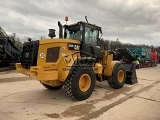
[107,64,126,89]
[64,66,96,101]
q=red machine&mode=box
[150,50,158,66]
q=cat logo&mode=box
[68,43,80,51]
[25,53,29,58]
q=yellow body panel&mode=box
[16,38,81,82]
[93,63,103,74]
[39,38,80,44]
[16,37,119,85]
[103,53,119,76]
[16,64,58,80]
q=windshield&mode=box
[85,27,98,45]
[64,25,82,41]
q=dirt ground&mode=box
[0,65,160,120]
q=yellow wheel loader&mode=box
[16,18,126,101]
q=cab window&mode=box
[64,25,82,41]
[85,27,98,45]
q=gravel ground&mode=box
[0,65,160,120]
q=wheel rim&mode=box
[118,70,124,83]
[79,73,91,92]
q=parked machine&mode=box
[16,18,127,101]
[0,27,21,67]
[118,47,158,67]
[150,49,158,66]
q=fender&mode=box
[103,61,122,76]
[112,62,122,75]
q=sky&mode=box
[0,0,160,46]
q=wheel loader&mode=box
[16,17,126,101]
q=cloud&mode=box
[0,0,160,45]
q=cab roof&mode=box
[64,21,102,33]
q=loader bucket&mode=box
[123,63,138,84]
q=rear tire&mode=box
[41,82,63,90]
[64,65,96,101]
[107,64,126,89]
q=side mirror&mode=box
[96,38,101,46]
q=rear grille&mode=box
[46,47,60,62]
[21,41,39,68]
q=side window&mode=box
[85,27,91,44]
[85,27,98,45]
[91,30,98,45]
[64,26,82,41]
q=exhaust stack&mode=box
[58,21,63,38]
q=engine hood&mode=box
[39,38,80,45]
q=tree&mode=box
[15,37,23,47]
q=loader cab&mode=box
[64,21,102,58]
